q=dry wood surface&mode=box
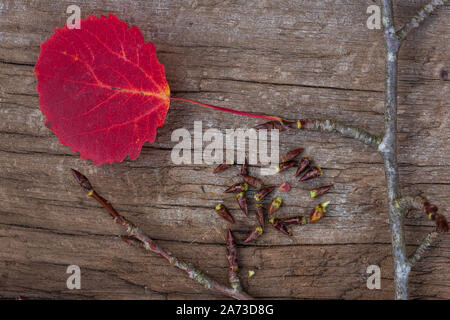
[0,0,449,299]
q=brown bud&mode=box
[254,121,276,130]
[254,186,275,202]
[275,160,297,173]
[310,185,333,198]
[243,226,263,243]
[268,197,282,215]
[254,120,288,132]
[282,120,305,129]
[279,182,291,192]
[309,201,330,223]
[236,192,248,216]
[241,157,249,175]
[295,156,311,177]
[71,169,93,193]
[299,166,322,182]
[283,216,307,225]
[241,174,263,189]
[434,213,449,233]
[226,229,238,272]
[423,201,438,215]
[281,148,304,162]
[224,182,248,193]
[269,217,291,236]
[213,162,233,174]
[215,204,235,223]
[256,204,265,229]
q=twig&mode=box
[255,119,382,148]
[408,232,438,267]
[397,0,448,41]
[71,169,253,300]
[395,195,448,268]
[381,0,410,300]
[380,0,448,299]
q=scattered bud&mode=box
[254,186,276,202]
[248,270,255,278]
[243,226,263,243]
[279,182,291,192]
[241,157,249,175]
[295,156,311,177]
[215,203,234,223]
[269,217,292,236]
[240,174,263,189]
[283,216,307,225]
[226,229,238,273]
[275,160,297,173]
[236,192,248,216]
[310,184,333,198]
[299,166,322,182]
[281,148,304,162]
[256,204,265,229]
[224,182,248,193]
[213,161,233,174]
[268,197,282,215]
[309,201,330,223]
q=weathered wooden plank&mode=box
[0,0,449,299]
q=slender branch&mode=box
[408,232,438,267]
[397,0,448,41]
[381,0,409,300]
[254,119,382,148]
[395,195,448,267]
[71,169,253,300]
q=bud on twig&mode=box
[309,201,330,223]
[224,182,248,193]
[254,120,287,131]
[295,156,311,177]
[71,169,93,193]
[268,197,282,215]
[310,185,333,198]
[299,166,322,182]
[254,186,275,202]
[240,174,263,189]
[215,204,235,223]
[243,227,263,243]
[236,192,248,216]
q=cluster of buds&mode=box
[212,144,334,249]
[422,199,449,233]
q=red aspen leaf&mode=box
[35,14,170,165]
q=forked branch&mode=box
[71,169,252,300]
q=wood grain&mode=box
[0,0,449,299]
